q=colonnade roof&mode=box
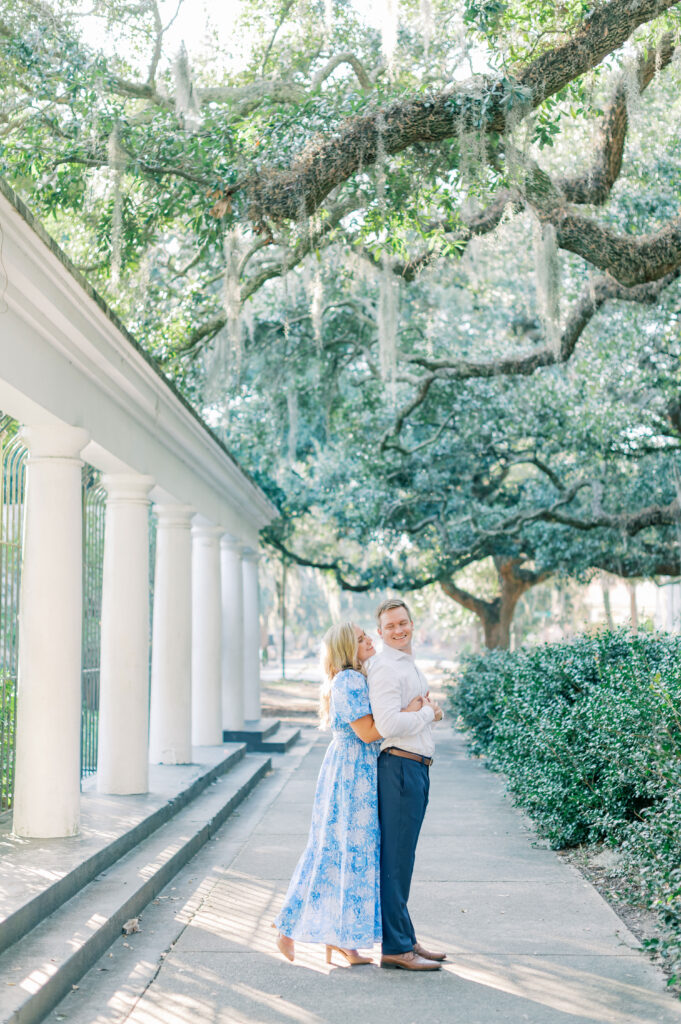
[0,178,278,542]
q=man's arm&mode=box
[368,659,435,740]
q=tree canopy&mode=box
[3,0,681,645]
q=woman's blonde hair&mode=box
[318,621,362,729]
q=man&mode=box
[368,597,446,971]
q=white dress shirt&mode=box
[367,644,437,757]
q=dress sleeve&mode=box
[332,670,372,724]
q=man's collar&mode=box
[380,643,414,661]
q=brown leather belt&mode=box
[384,746,433,767]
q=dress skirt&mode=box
[274,669,382,947]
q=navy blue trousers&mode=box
[377,750,430,954]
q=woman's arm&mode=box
[350,714,382,743]
[350,698,427,744]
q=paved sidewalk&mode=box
[56,725,681,1024]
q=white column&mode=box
[192,521,223,745]
[220,536,244,732]
[13,423,89,838]
[242,547,261,723]
[149,504,194,764]
[97,474,154,794]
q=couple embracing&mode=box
[274,597,446,971]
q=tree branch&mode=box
[472,480,593,540]
[310,53,373,90]
[111,47,373,124]
[439,578,495,617]
[553,211,681,287]
[198,78,306,112]
[559,32,676,204]
[541,498,681,535]
[261,0,296,75]
[382,271,679,449]
[179,197,361,352]
[146,0,164,87]
[265,534,372,591]
[52,150,214,186]
[354,30,678,282]
[238,0,680,222]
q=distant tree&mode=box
[214,259,681,647]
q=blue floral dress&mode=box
[274,668,382,947]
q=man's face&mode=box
[378,606,414,653]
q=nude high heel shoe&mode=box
[325,945,372,966]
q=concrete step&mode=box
[223,719,301,753]
[0,753,271,1024]
[259,725,301,753]
[0,744,248,958]
[222,717,280,748]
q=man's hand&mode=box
[423,694,444,722]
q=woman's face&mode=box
[354,625,376,663]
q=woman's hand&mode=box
[402,695,425,713]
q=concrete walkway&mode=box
[55,725,681,1024]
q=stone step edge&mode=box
[222,717,280,746]
[0,743,248,958]
[3,754,271,1024]
[259,726,301,753]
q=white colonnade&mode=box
[12,480,265,832]
[0,179,276,838]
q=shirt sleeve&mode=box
[332,670,372,724]
[367,658,435,739]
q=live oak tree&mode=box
[3,1,681,645]
[3,0,681,348]
[214,247,681,647]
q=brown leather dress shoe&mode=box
[380,951,442,971]
[413,941,447,962]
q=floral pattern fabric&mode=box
[274,668,382,946]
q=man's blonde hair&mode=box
[376,597,413,628]
[318,621,362,728]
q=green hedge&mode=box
[1,675,16,811]
[448,630,681,984]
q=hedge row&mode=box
[447,630,681,984]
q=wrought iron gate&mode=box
[0,417,26,810]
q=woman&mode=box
[273,621,424,966]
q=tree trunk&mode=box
[440,557,551,651]
[601,577,614,629]
[280,557,287,679]
[478,581,528,650]
[628,582,639,630]
[481,610,510,650]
